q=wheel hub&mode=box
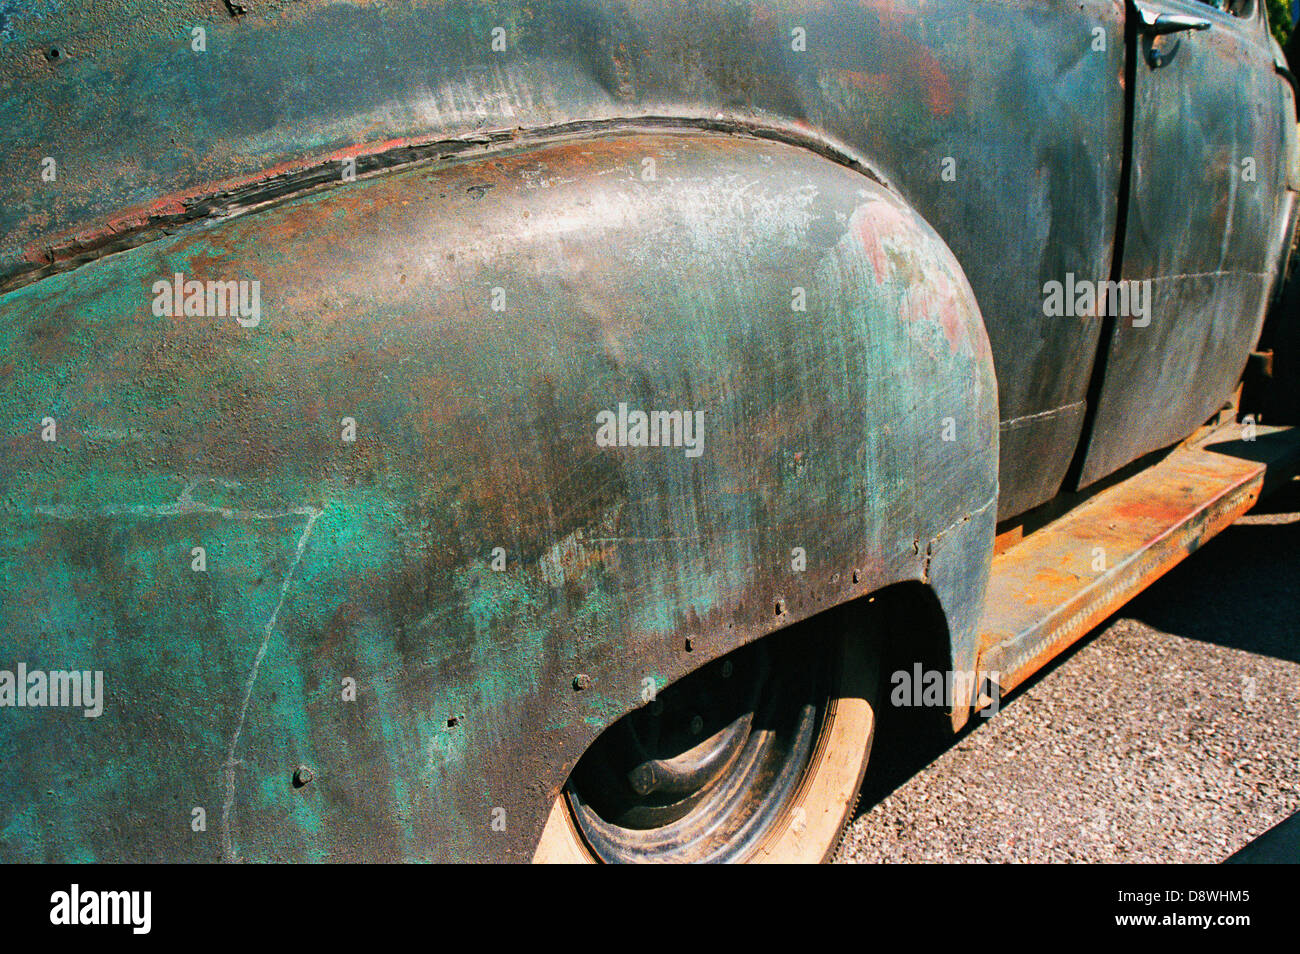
[566,633,829,862]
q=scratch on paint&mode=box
[31,479,319,522]
[923,491,997,582]
[220,505,322,862]
[23,480,326,860]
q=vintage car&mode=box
[0,0,1297,863]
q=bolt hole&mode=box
[45,47,62,62]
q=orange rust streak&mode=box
[995,484,1256,697]
[992,523,1022,555]
[22,134,446,266]
[975,444,1268,700]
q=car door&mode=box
[1074,0,1289,486]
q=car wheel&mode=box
[533,613,881,863]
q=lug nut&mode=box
[628,763,657,796]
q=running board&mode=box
[976,425,1300,699]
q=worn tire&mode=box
[533,629,881,864]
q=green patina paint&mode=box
[0,125,997,861]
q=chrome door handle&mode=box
[1136,4,1213,35]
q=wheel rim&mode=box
[565,631,834,863]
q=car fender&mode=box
[0,129,996,861]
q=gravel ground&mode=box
[836,475,1300,863]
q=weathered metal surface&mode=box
[0,0,1126,520]
[976,425,1300,698]
[1,0,1294,864]
[1075,0,1296,487]
[0,131,997,861]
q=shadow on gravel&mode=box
[852,473,1300,820]
[854,681,967,817]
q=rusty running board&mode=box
[976,425,1300,700]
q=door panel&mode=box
[1076,0,1285,486]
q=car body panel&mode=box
[0,0,1293,863]
[1075,0,1292,486]
[0,0,1124,519]
[0,131,997,861]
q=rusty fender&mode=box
[0,130,997,861]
